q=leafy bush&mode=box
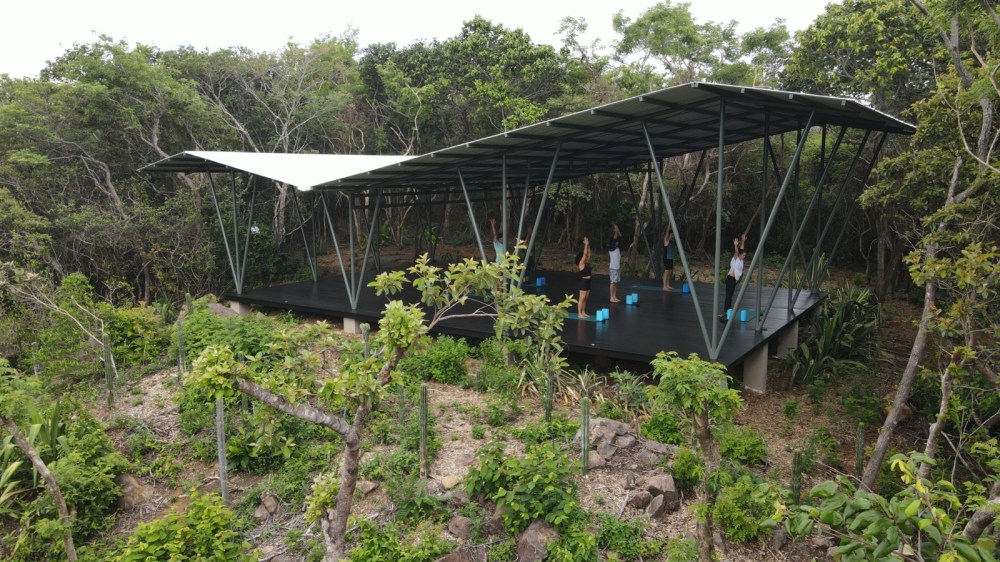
[9,405,127,561]
[473,337,507,368]
[465,443,583,534]
[398,336,471,384]
[484,394,521,427]
[659,536,698,561]
[640,408,687,445]
[711,475,777,543]
[670,447,705,491]
[105,304,169,368]
[510,413,579,444]
[346,520,454,562]
[596,513,650,560]
[718,425,767,466]
[786,287,880,386]
[470,364,518,393]
[116,492,255,561]
[178,302,284,363]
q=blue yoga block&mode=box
[631,293,639,303]
[602,308,609,321]
[625,295,633,305]
[682,283,690,293]
[739,309,747,322]
[536,278,543,286]
[726,309,733,319]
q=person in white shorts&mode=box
[608,224,622,303]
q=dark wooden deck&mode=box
[228,270,822,370]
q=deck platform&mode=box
[228,269,822,377]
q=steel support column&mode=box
[351,189,383,307]
[457,168,487,261]
[712,98,726,350]
[207,172,241,295]
[290,188,318,283]
[319,193,358,309]
[756,113,770,331]
[501,153,508,250]
[642,121,713,355]
[522,142,562,287]
[712,112,816,353]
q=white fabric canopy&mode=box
[146,151,414,190]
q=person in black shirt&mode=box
[575,237,592,318]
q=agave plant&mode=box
[0,440,23,518]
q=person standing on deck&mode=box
[489,218,504,263]
[662,227,675,291]
[721,234,746,322]
[608,224,622,303]
[576,237,592,318]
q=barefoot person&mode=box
[662,227,675,291]
[576,237,592,318]
[608,224,622,303]
[721,235,746,322]
[489,218,504,262]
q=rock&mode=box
[207,302,238,317]
[440,475,463,490]
[587,450,607,469]
[614,434,637,448]
[517,520,560,562]
[593,417,633,436]
[116,474,153,509]
[597,442,618,459]
[261,494,279,514]
[435,551,477,562]
[646,494,666,519]
[448,515,473,540]
[485,514,505,537]
[455,453,477,467]
[589,427,619,449]
[627,491,652,509]
[253,504,270,522]
[811,536,833,549]
[624,472,636,490]
[770,527,789,550]
[646,475,677,497]
[424,479,445,496]
[643,440,673,455]
[445,488,470,507]
[357,481,378,496]
[637,449,663,466]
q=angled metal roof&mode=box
[142,82,914,192]
[316,82,913,191]
[140,151,414,189]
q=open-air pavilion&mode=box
[142,82,915,392]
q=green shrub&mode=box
[397,336,470,384]
[711,476,777,543]
[178,302,284,363]
[510,414,579,444]
[596,513,649,560]
[718,425,767,466]
[473,337,507,368]
[484,394,521,427]
[346,520,454,562]
[116,492,255,561]
[471,424,486,440]
[471,364,518,393]
[640,409,687,445]
[670,447,705,491]
[105,304,169,368]
[465,443,583,534]
[660,536,698,561]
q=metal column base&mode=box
[229,301,252,316]
[743,345,769,394]
[775,320,800,358]
[343,317,364,334]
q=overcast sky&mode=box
[3,0,834,79]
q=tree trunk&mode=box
[693,410,719,562]
[918,362,953,479]
[862,157,963,490]
[3,418,77,561]
[963,479,1000,542]
[323,413,366,561]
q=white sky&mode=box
[3,0,835,79]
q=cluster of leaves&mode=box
[180,317,335,471]
[775,453,997,562]
[510,414,579,445]
[711,474,779,543]
[639,408,688,445]
[115,491,255,561]
[718,425,768,467]
[397,335,470,384]
[465,442,583,535]
[345,520,454,562]
[786,287,881,386]
[0,391,128,561]
[670,447,706,491]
